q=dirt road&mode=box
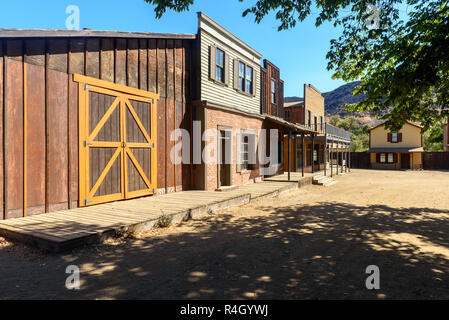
[1,169,449,299]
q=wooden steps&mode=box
[312,174,337,187]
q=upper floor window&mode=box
[235,60,254,95]
[245,66,253,93]
[271,80,276,104]
[314,116,318,131]
[215,48,225,83]
[320,116,323,132]
[388,132,402,143]
[285,110,290,121]
[307,110,311,127]
[392,133,398,143]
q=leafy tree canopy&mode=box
[145,0,449,131]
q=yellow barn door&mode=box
[75,75,158,207]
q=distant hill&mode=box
[322,81,366,115]
[285,81,366,115]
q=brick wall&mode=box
[205,107,264,190]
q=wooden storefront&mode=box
[0,30,195,220]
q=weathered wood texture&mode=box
[350,152,371,169]
[423,152,449,170]
[0,37,192,219]
[261,60,284,118]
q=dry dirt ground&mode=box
[1,169,449,300]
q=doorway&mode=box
[401,153,410,169]
[218,128,232,187]
[76,74,158,207]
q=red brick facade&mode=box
[204,106,264,191]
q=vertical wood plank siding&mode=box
[0,36,192,219]
[0,41,4,219]
[260,60,284,118]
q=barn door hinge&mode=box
[149,143,155,148]
[150,189,155,193]
[83,84,93,90]
[149,98,155,104]
[84,141,93,147]
[84,200,93,206]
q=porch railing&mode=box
[325,123,351,141]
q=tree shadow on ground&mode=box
[2,201,449,299]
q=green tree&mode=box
[328,115,341,126]
[145,0,449,131]
[423,121,445,151]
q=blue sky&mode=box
[0,0,348,97]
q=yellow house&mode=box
[369,121,424,170]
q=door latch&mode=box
[84,199,93,206]
[84,141,93,147]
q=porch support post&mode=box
[345,144,348,173]
[337,142,340,175]
[311,133,315,174]
[301,132,305,177]
[348,142,351,172]
[330,140,333,177]
[324,135,327,177]
[287,130,291,181]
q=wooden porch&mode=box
[0,180,301,252]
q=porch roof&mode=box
[369,147,424,153]
[263,114,317,134]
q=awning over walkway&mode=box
[263,114,317,134]
[369,147,424,153]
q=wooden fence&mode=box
[423,152,449,170]
[350,152,371,169]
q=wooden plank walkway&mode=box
[0,180,301,252]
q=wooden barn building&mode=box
[0,29,195,219]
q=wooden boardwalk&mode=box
[0,180,301,252]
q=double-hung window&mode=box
[388,153,394,163]
[215,48,225,83]
[238,62,245,91]
[236,61,254,95]
[241,136,249,170]
[246,66,253,93]
[271,80,276,104]
[391,133,398,143]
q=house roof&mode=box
[369,120,424,132]
[0,28,196,40]
[369,147,424,153]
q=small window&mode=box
[242,136,249,170]
[308,110,311,127]
[238,62,245,91]
[215,48,225,83]
[320,116,323,131]
[285,110,290,121]
[391,133,398,143]
[380,153,386,163]
[271,80,276,104]
[388,153,394,163]
[246,66,253,93]
[314,117,318,131]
